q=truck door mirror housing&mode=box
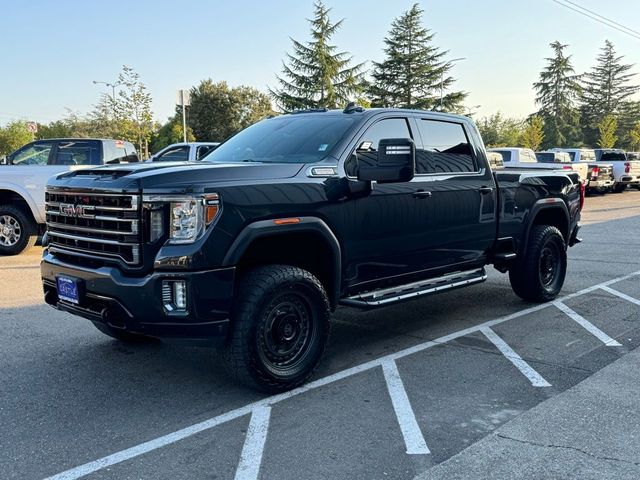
[357,138,415,183]
[0,155,6,165]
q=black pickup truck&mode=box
[41,107,583,391]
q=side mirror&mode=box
[357,138,415,183]
[0,155,6,165]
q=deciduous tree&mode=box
[521,116,545,150]
[597,114,618,148]
[189,80,274,142]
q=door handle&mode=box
[413,190,432,198]
[478,186,494,195]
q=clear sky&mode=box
[1,0,639,124]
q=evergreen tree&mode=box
[533,41,582,148]
[368,4,466,111]
[521,116,545,150]
[270,1,365,111]
[580,40,639,146]
[616,100,640,149]
[597,115,618,148]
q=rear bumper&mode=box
[41,251,234,345]
[587,178,614,189]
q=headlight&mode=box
[170,199,202,243]
[143,194,220,244]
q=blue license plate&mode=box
[57,276,80,304]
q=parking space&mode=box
[1,191,640,480]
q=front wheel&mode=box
[0,205,37,256]
[224,265,331,393]
[509,225,567,303]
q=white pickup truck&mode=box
[546,148,614,194]
[595,149,640,192]
[0,138,137,255]
[487,147,588,184]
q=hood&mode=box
[47,161,305,192]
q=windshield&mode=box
[202,115,357,164]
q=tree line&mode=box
[480,40,640,151]
[1,1,639,157]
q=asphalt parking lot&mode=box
[1,190,640,480]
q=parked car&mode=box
[0,138,138,255]
[148,142,220,162]
[534,151,589,184]
[488,147,585,180]
[627,152,640,188]
[547,148,614,194]
[41,108,583,392]
[595,149,640,192]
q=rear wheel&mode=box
[224,265,330,393]
[509,225,567,303]
[612,183,627,193]
[0,205,37,256]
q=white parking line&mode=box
[554,301,622,347]
[599,285,640,306]
[382,359,430,455]
[481,327,551,387]
[235,407,271,480]
[42,270,640,480]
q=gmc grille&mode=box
[45,190,142,265]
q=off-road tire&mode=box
[612,184,627,193]
[0,204,37,256]
[509,225,567,303]
[223,265,331,393]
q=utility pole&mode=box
[177,90,191,143]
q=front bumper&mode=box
[41,251,235,345]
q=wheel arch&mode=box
[0,187,40,225]
[522,200,570,253]
[222,217,342,308]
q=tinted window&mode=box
[205,115,357,164]
[598,151,626,162]
[492,150,512,163]
[156,146,190,162]
[416,120,475,173]
[10,142,53,165]
[535,152,555,163]
[566,151,576,161]
[345,118,411,176]
[53,140,98,165]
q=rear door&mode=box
[411,115,497,270]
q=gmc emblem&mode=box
[59,203,95,219]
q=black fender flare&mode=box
[522,199,570,253]
[222,217,342,305]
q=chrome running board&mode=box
[340,268,487,308]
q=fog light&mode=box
[173,281,187,310]
[162,280,187,312]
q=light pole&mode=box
[92,80,122,102]
[439,57,466,111]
